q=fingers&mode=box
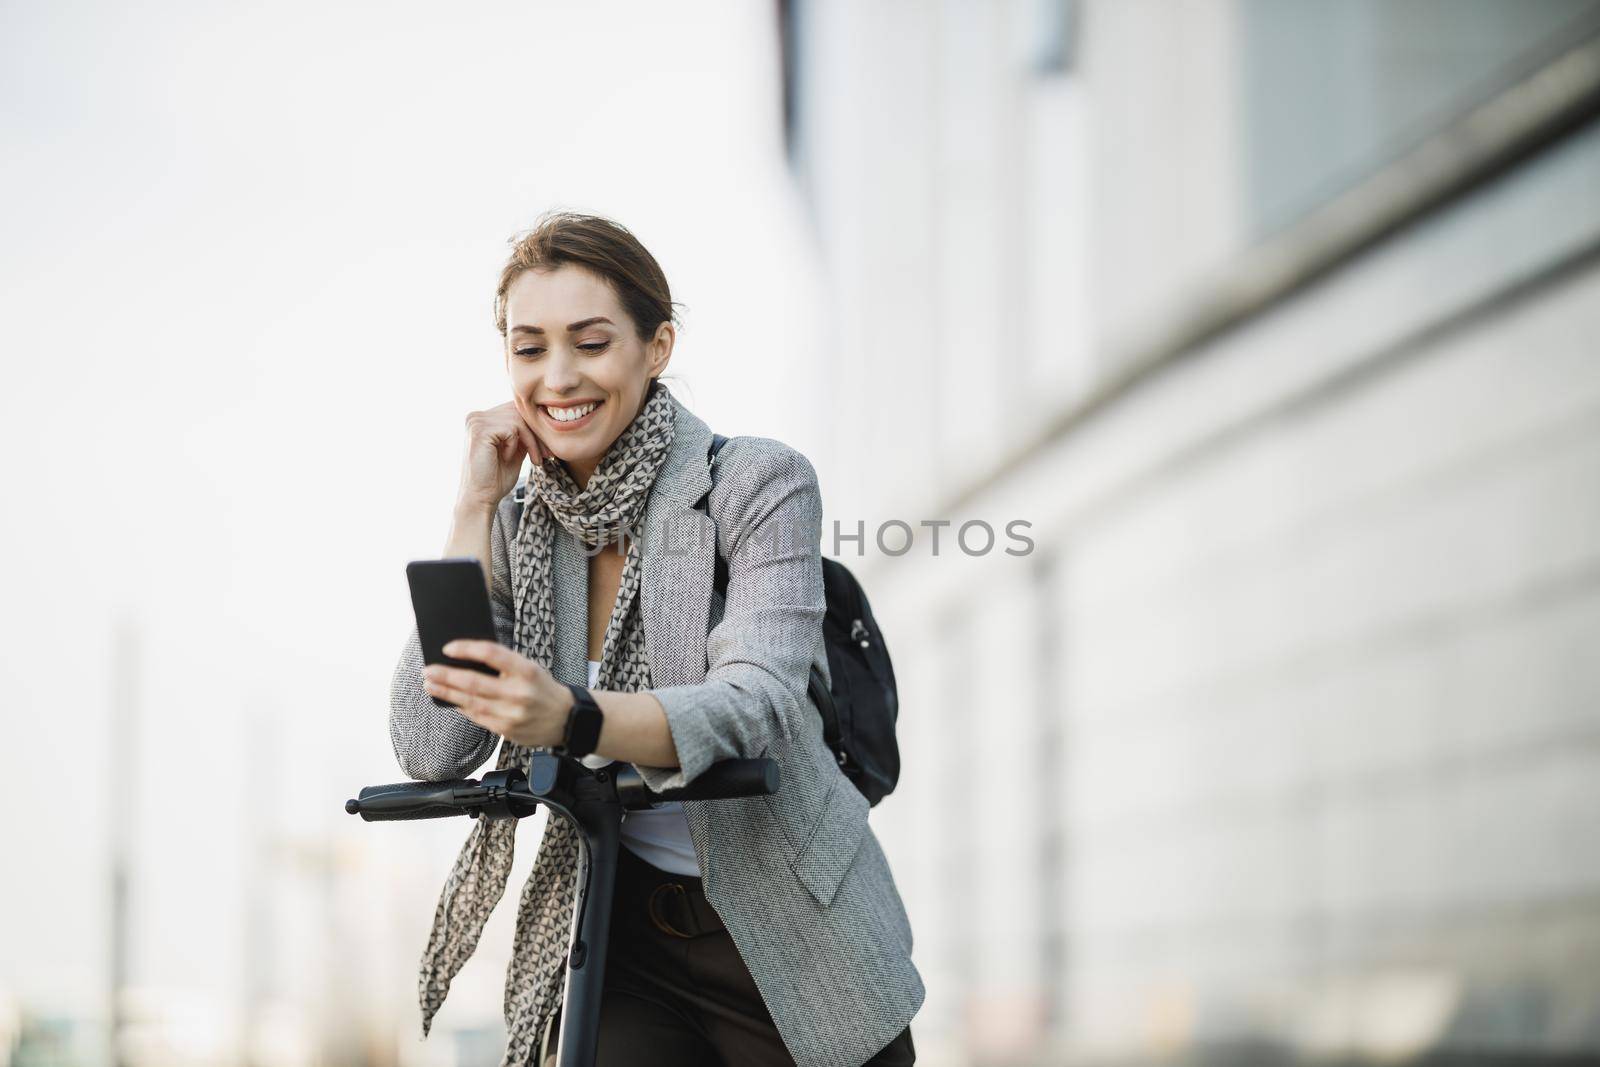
[497,426,525,466]
[422,665,513,728]
[424,661,512,699]
[424,643,546,734]
[471,403,551,478]
[442,639,525,674]
[516,412,550,465]
[485,400,548,466]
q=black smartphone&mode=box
[406,558,499,677]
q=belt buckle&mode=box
[647,882,696,939]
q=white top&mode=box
[581,659,702,877]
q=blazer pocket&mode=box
[789,772,870,908]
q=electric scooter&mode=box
[345,751,779,1067]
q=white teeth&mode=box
[546,401,598,423]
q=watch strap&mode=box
[559,683,604,759]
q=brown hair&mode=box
[493,210,681,342]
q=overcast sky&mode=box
[0,0,826,1027]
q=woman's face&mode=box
[503,264,673,486]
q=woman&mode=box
[388,211,923,1067]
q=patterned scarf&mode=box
[417,377,678,1065]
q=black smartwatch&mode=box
[558,684,604,759]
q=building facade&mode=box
[779,2,1600,1064]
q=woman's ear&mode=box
[648,320,675,379]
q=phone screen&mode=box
[406,558,499,677]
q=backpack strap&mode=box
[511,478,530,526]
[699,433,731,595]
[692,433,731,504]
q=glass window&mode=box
[1239,0,1600,235]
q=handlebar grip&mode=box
[647,759,780,803]
[346,779,478,822]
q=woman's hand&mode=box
[456,402,550,512]
[422,639,574,749]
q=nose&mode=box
[541,345,583,397]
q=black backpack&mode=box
[700,434,901,806]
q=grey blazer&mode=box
[389,399,924,1067]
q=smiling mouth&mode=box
[540,399,604,427]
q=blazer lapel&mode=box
[639,399,716,688]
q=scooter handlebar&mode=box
[344,759,780,822]
[615,758,780,807]
[344,778,483,822]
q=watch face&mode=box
[565,685,604,758]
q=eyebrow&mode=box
[509,317,615,335]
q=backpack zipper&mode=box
[850,618,870,649]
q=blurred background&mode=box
[4,0,1599,1065]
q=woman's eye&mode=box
[512,342,606,357]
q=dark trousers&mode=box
[548,843,915,1067]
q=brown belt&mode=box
[617,845,726,939]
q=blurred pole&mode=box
[106,613,139,1067]
[1031,549,1068,1036]
[239,699,280,1067]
